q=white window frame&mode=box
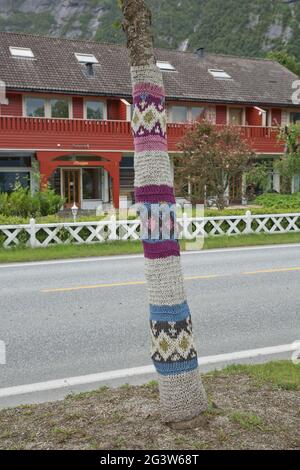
[167,104,208,123]
[9,46,34,59]
[208,69,232,80]
[84,98,107,120]
[261,108,272,127]
[75,53,98,64]
[227,106,246,126]
[23,95,73,119]
[156,61,176,72]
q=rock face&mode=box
[0,0,300,60]
[0,0,106,38]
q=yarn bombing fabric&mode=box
[131,64,208,423]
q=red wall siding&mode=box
[119,101,127,120]
[216,105,227,124]
[271,108,282,126]
[72,97,84,119]
[246,107,262,126]
[0,93,23,116]
[107,100,120,120]
[107,99,128,120]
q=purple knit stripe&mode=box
[135,136,168,152]
[133,122,166,139]
[133,93,165,111]
[133,83,165,98]
[135,185,175,204]
[143,240,180,259]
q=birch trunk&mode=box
[120,0,208,425]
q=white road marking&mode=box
[0,343,296,399]
[0,243,300,269]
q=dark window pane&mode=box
[49,169,61,195]
[120,156,134,168]
[0,172,30,193]
[51,99,69,118]
[0,156,31,167]
[82,168,102,199]
[120,157,134,198]
[25,98,45,117]
[86,101,104,120]
[171,106,188,123]
[191,107,205,121]
[290,112,300,124]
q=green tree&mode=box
[275,124,300,192]
[176,121,255,209]
[267,50,300,76]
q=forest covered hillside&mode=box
[0,0,300,60]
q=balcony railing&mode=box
[0,116,284,154]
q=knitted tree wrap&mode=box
[131,64,207,422]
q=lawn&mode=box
[0,232,300,264]
[0,361,299,450]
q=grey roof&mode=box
[0,31,298,107]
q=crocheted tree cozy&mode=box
[131,64,208,422]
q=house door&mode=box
[62,169,81,207]
[229,173,242,203]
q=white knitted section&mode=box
[131,64,164,87]
[135,151,173,187]
[159,368,208,423]
[145,256,186,306]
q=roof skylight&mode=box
[10,47,34,58]
[156,61,175,71]
[75,53,98,64]
[208,69,232,80]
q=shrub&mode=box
[0,183,64,218]
[254,192,300,209]
[36,188,63,216]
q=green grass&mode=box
[228,411,265,431]
[210,361,300,391]
[1,231,300,264]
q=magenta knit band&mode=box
[143,240,180,259]
[135,184,176,203]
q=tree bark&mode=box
[120,0,208,425]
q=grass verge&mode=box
[0,361,299,450]
[1,232,300,264]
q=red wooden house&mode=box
[0,31,299,208]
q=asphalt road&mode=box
[0,244,300,407]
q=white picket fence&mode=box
[0,211,300,248]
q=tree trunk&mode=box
[120,0,208,424]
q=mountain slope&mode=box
[1,0,300,60]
